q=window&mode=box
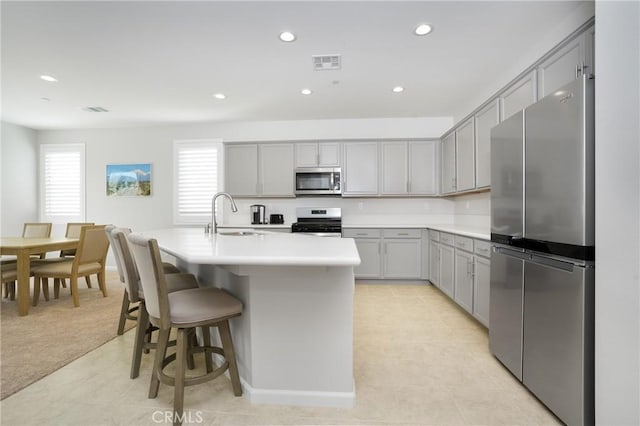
[173,139,223,225]
[40,144,86,223]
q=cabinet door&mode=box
[381,142,408,195]
[225,144,259,196]
[260,144,294,197]
[537,35,585,99]
[429,241,440,286]
[454,249,474,313]
[455,117,475,192]
[408,141,437,195]
[343,142,379,195]
[421,229,430,280]
[441,133,456,194]
[318,143,341,167]
[475,99,499,189]
[500,70,537,121]
[353,238,382,278]
[473,255,491,327]
[295,143,318,167]
[383,239,421,279]
[439,244,455,297]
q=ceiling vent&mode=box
[312,55,341,71]
[82,106,109,112]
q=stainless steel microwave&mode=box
[295,168,342,195]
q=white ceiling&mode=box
[1,1,587,130]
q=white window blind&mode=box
[173,139,223,224]
[40,144,85,223]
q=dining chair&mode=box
[2,222,52,299]
[31,225,110,307]
[110,227,197,378]
[127,232,243,425]
[58,222,95,288]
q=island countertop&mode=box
[140,228,361,267]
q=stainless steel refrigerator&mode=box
[490,75,595,425]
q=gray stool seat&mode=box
[168,287,242,326]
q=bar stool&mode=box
[127,232,243,425]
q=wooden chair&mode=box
[58,222,95,288]
[2,222,52,299]
[31,225,109,307]
[127,232,243,425]
[109,227,197,378]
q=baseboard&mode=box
[239,377,356,408]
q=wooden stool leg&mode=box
[201,326,213,373]
[186,332,196,370]
[149,327,171,398]
[117,291,129,335]
[53,279,61,299]
[131,302,150,379]
[218,321,242,396]
[98,271,107,297]
[85,275,92,288]
[174,328,188,426]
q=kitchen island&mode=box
[139,228,360,407]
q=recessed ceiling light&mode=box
[213,93,226,100]
[279,31,296,42]
[392,86,405,93]
[40,75,58,82]
[414,24,433,36]
[301,88,313,95]
[41,97,51,102]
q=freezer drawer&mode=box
[489,246,526,380]
[522,255,594,426]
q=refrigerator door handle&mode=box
[494,246,530,261]
[529,254,575,272]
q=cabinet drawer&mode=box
[440,232,455,246]
[382,229,421,239]
[474,239,492,258]
[455,235,474,252]
[429,230,440,242]
[342,229,382,238]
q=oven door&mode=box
[293,231,342,238]
[295,168,341,195]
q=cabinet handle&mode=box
[356,233,367,236]
[383,243,387,255]
[398,233,409,236]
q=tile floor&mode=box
[0,282,560,425]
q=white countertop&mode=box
[342,223,490,240]
[139,228,360,267]
[219,224,291,229]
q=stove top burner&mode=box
[291,207,342,234]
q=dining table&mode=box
[1,237,79,316]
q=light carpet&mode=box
[0,272,133,400]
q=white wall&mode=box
[594,1,640,423]
[1,122,38,236]
[452,192,490,229]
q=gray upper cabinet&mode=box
[225,143,294,197]
[381,142,408,195]
[295,142,340,168]
[441,132,456,194]
[226,144,259,196]
[455,117,475,192]
[474,99,499,189]
[260,144,294,197]
[381,141,438,196]
[500,70,537,121]
[408,141,438,195]
[537,27,594,99]
[343,142,379,196]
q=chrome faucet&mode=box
[211,192,238,234]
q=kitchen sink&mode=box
[219,231,258,236]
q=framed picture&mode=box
[106,163,152,196]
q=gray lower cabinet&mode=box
[439,241,455,298]
[344,228,422,280]
[454,248,474,314]
[473,254,491,327]
[429,240,440,286]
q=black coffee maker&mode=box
[250,204,266,224]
